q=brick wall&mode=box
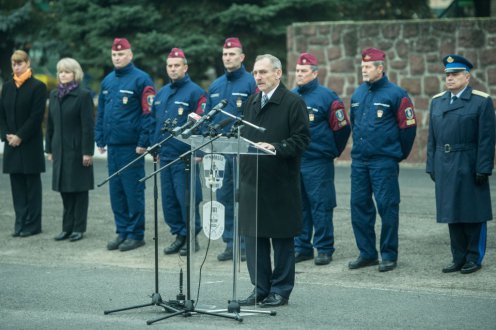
[287,18,496,164]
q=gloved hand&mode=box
[429,172,435,182]
[475,173,488,185]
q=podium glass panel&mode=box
[179,134,272,311]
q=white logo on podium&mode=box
[202,201,225,240]
[203,154,226,191]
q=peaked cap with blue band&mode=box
[443,54,473,73]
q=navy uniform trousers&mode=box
[448,222,487,266]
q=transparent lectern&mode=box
[178,133,275,318]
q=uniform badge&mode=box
[236,97,242,108]
[405,107,416,125]
[302,58,307,64]
[122,96,128,105]
[178,107,184,116]
[336,109,345,121]
[377,109,383,118]
[147,94,155,107]
[309,113,315,121]
[447,56,454,63]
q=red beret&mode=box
[112,38,131,51]
[361,48,385,62]
[223,37,242,49]
[297,52,318,66]
[168,48,186,59]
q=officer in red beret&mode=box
[292,52,350,266]
[204,37,257,262]
[151,48,206,256]
[348,48,417,272]
[427,54,495,274]
[95,38,156,252]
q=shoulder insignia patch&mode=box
[432,91,446,99]
[472,90,490,98]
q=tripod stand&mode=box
[141,134,243,324]
[103,146,184,320]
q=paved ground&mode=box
[1,157,495,329]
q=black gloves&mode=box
[429,172,435,182]
[475,173,488,185]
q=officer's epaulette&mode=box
[432,91,446,99]
[472,90,490,98]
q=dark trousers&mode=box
[448,222,487,266]
[10,173,42,234]
[245,236,295,299]
[61,191,89,233]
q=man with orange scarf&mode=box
[0,50,47,237]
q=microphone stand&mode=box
[140,133,243,324]
[103,122,187,322]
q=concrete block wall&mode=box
[287,18,496,164]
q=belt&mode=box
[436,143,475,153]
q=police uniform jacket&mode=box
[0,76,46,174]
[151,74,206,161]
[292,78,350,163]
[205,65,256,131]
[426,86,495,223]
[95,63,154,148]
[350,74,416,161]
[45,86,94,192]
[239,83,310,238]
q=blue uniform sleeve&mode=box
[477,96,496,174]
[426,100,436,175]
[396,94,417,160]
[94,88,105,148]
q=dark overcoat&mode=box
[46,86,95,192]
[239,83,310,238]
[0,77,46,174]
[426,86,495,223]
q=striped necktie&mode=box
[261,94,269,108]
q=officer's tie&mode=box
[450,95,457,104]
[261,94,269,108]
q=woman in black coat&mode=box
[0,50,47,237]
[45,58,94,242]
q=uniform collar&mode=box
[225,65,247,81]
[170,74,190,89]
[115,62,134,77]
[296,78,319,94]
[367,73,388,91]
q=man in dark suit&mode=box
[426,54,495,274]
[238,54,310,307]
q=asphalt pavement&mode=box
[1,157,495,329]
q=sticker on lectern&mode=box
[202,201,225,240]
[203,154,226,191]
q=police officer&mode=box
[291,53,350,266]
[95,38,155,252]
[426,54,495,274]
[151,48,206,256]
[348,48,417,272]
[205,37,257,262]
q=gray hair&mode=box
[255,54,282,70]
[57,57,84,83]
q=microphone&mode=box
[171,112,201,136]
[203,118,234,137]
[181,100,228,138]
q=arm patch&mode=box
[141,86,156,114]
[195,95,207,115]
[396,97,416,129]
[329,100,349,131]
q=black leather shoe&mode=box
[460,261,481,274]
[164,235,186,255]
[19,230,41,238]
[442,262,463,273]
[54,232,71,241]
[348,256,379,269]
[238,290,267,306]
[379,260,397,272]
[295,252,313,263]
[315,253,332,266]
[69,232,83,242]
[179,237,200,256]
[217,247,233,261]
[107,236,126,250]
[119,238,145,252]
[12,232,20,237]
[259,293,288,308]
